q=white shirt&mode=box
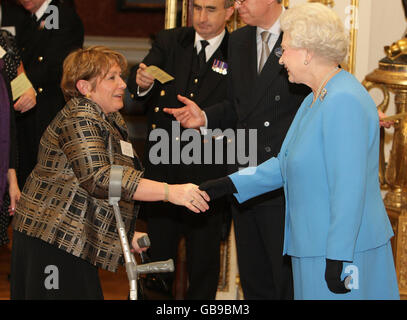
[34,0,53,21]
[195,29,226,62]
[256,18,282,71]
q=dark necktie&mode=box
[31,14,39,25]
[29,14,40,31]
[198,40,209,70]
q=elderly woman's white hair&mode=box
[280,3,349,64]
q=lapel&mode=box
[174,28,195,97]
[239,31,284,122]
[243,27,258,100]
[196,30,229,105]
[232,27,258,121]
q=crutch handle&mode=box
[136,259,175,274]
[137,234,151,248]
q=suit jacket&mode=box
[128,27,230,184]
[18,0,84,142]
[13,97,144,272]
[205,25,309,206]
[229,71,394,261]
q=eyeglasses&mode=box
[274,46,284,58]
[234,0,246,4]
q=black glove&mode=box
[199,177,237,201]
[324,259,351,294]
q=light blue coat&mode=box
[229,70,394,262]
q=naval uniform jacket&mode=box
[128,27,230,185]
[16,0,84,185]
[18,0,84,138]
[13,97,144,272]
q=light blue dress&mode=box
[229,70,400,299]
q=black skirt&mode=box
[10,230,104,300]
[0,194,11,247]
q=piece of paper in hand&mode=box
[11,73,34,101]
[145,66,174,84]
[0,45,6,59]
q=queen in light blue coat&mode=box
[200,3,399,299]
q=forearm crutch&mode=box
[109,165,174,300]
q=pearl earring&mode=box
[304,60,309,65]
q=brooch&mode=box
[319,88,328,101]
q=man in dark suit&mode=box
[127,0,234,299]
[166,0,310,299]
[15,0,83,186]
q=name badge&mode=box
[120,140,134,158]
[0,46,6,59]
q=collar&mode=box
[35,0,53,21]
[194,29,226,54]
[257,17,281,40]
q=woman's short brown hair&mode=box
[61,46,127,101]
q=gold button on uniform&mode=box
[38,56,44,62]
[154,107,160,113]
[130,93,135,99]
[194,78,198,84]
[38,88,43,93]
[190,93,194,98]
[160,90,166,96]
[152,124,156,129]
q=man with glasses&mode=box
[166,0,309,299]
[127,0,234,299]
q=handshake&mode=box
[170,177,237,213]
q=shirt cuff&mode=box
[199,111,209,135]
[137,83,154,97]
